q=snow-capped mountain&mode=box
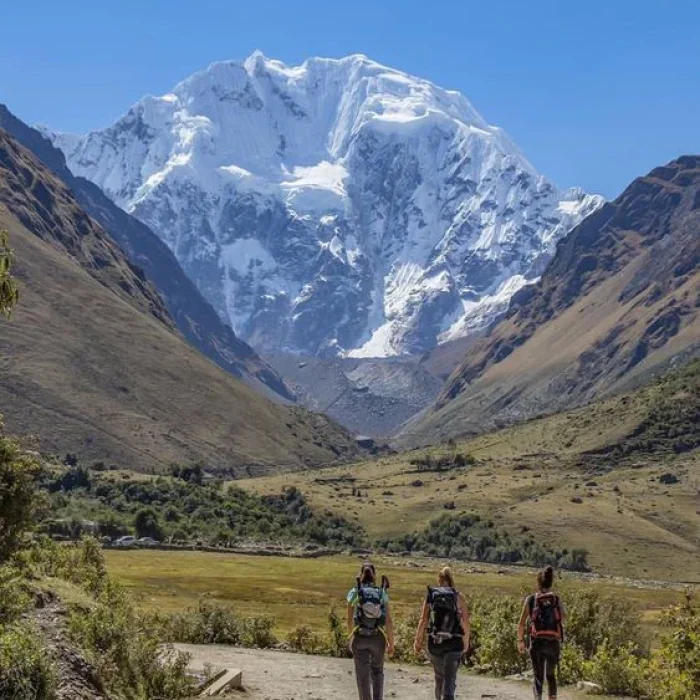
[50,52,603,357]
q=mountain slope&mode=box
[0,106,292,401]
[0,129,362,474]
[49,52,602,357]
[242,359,700,581]
[400,156,700,445]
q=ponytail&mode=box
[537,566,554,590]
[438,566,455,588]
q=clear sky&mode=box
[2,0,698,198]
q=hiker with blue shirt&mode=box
[347,562,395,700]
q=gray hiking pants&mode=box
[351,632,386,700]
[430,651,462,700]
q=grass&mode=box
[104,550,687,641]
[235,374,700,582]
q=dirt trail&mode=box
[176,644,592,700]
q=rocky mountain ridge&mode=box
[49,52,603,358]
[400,156,700,445]
[0,128,364,473]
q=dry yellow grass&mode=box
[104,550,686,638]
[236,394,700,582]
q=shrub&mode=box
[583,640,647,697]
[470,595,527,675]
[326,607,351,658]
[392,610,422,664]
[0,623,57,700]
[68,577,193,700]
[242,615,277,649]
[287,625,325,654]
[644,591,700,699]
[557,643,586,685]
[160,601,243,645]
[157,600,278,649]
[561,584,647,659]
[0,565,30,624]
[0,433,42,562]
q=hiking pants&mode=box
[530,640,560,699]
[430,650,462,700]
[351,632,386,700]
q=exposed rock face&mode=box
[49,52,602,358]
[0,105,292,400]
[401,156,700,445]
[267,354,443,437]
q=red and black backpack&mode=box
[528,592,563,642]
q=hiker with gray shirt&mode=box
[347,562,395,700]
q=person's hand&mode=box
[387,640,395,658]
[413,639,423,656]
[517,639,527,655]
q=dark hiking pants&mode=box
[351,632,386,700]
[430,650,462,700]
[530,640,560,699]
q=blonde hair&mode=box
[438,566,455,588]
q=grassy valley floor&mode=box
[235,369,700,583]
[104,550,687,640]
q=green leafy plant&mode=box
[0,623,56,700]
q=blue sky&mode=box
[2,0,698,198]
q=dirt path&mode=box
[176,644,592,700]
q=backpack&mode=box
[528,592,563,642]
[427,586,462,643]
[353,580,387,636]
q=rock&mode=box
[659,473,679,484]
[577,680,604,694]
[199,668,243,696]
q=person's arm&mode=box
[458,593,471,652]
[558,597,567,624]
[347,589,357,637]
[385,602,395,657]
[413,598,430,654]
[517,597,530,654]
[347,600,355,637]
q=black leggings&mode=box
[529,641,559,699]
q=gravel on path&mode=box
[176,644,591,700]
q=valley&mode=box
[0,29,698,700]
[238,361,700,582]
[104,550,685,639]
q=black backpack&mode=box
[354,579,387,636]
[427,586,462,643]
[528,592,563,642]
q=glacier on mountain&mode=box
[49,51,604,357]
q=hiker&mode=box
[517,566,566,700]
[413,566,471,700]
[347,561,395,700]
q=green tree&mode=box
[0,230,20,318]
[0,430,42,562]
[134,507,163,540]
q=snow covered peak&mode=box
[51,53,604,357]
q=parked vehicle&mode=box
[136,537,159,547]
[114,535,136,548]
